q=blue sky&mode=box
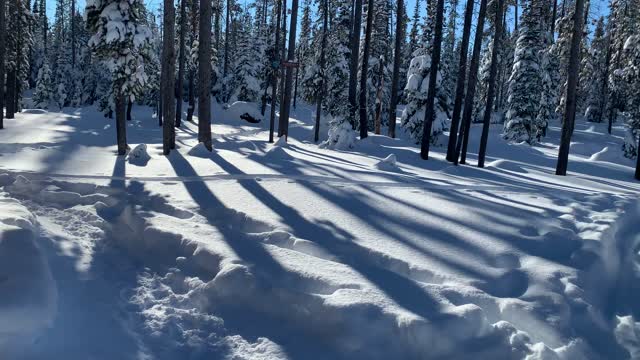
[48,0,610,36]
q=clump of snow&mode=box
[615,315,640,358]
[321,118,356,150]
[0,196,57,355]
[224,101,263,124]
[21,109,48,115]
[127,144,151,166]
[375,154,400,172]
[263,136,292,159]
[187,143,214,158]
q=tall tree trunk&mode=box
[187,0,198,123]
[198,0,213,150]
[359,0,374,140]
[599,35,612,129]
[556,0,584,175]
[71,0,75,68]
[0,0,4,130]
[214,0,220,50]
[176,0,187,128]
[115,92,127,155]
[314,0,328,143]
[277,2,287,129]
[388,0,403,138]
[41,0,46,56]
[162,0,176,155]
[277,0,299,139]
[348,0,363,126]
[446,0,475,161]
[477,0,504,168]
[374,58,384,135]
[454,0,488,165]
[127,99,132,121]
[268,0,283,143]
[6,70,16,119]
[224,0,230,79]
[420,0,445,159]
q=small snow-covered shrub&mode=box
[322,117,356,150]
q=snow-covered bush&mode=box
[400,55,448,145]
[322,117,356,150]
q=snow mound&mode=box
[263,137,292,159]
[127,144,151,166]
[615,315,640,359]
[321,118,356,150]
[375,154,400,172]
[187,143,214,158]
[21,109,48,114]
[224,101,263,124]
[0,196,57,355]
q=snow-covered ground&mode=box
[0,102,639,359]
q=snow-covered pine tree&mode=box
[440,0,458,113]
[364,0,392,132]
[582,17,607,122]
[621,34,640,159]
[294,0,312,105]
[229,8,261,103]
[85,0,152,155]
[401,55,448,145]
[503,0,546,144]
[33,61,53,108]
[322,0,356,149]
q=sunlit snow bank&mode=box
[0,192,56,356]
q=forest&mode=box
[1,0,640,358]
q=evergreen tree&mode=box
[503,0,545,144]
[582,17,607,122]
[229,9,261,103]
[85,0,153,155]
[33,61,53,108]
[365,0,392,132]
[622,34,640,159]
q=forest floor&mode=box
[0,102,639,360]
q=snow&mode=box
[0,101,639,359]
[127,143,151,166]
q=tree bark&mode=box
[374,58,384,135]
[71,0,75,68]
[314,0,328,143]
[277,0,299,139]
[115,92,127,156]
[348,0,363,125]
[599,36,612,129]
[446,0,474,161]
[454,0,487,165]
[277,2,287,131]
[514,0,518,32]
[420,0,445,159]
[551,0,557,34]
[197,0,212,150]
[388,0,403,138]
[187,0,198,123]
[556,0,584,175]
[477,0,504,168]
[0,0,4,129]
[268,0,282,143]
[6,70,16,118]
[359,0,374,140]
[176,0,187,128]
[636,133,640,180]
[127,99,132,121]
[162,0,176,155]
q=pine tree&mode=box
[621,34,640,160]
[197,0,213,150]
[229,9,261,103]
[33,62,53,108]
[365,0,392,133]
[582,17,607,122]
[85,0,152,155]
[388,0,405,138]
[0,0,6,129]
[503,0,545,144]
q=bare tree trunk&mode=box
[176,0,187,128]
[599,37,612,129]
[162,0,176,155]
[214,0,220,50]
[420,0,445,159]
[514,0,518,32]
[268,0,282,143]
[636,133,640,180]
[115,92,127,155]
[388,0,403,139]
[374,58,384,135]
[278,0,299,139]
[551,0,557,34]
[477,0,504,168]
[0,0,5,130]
[198,0,213,150]
[359,0,374,140]
[127,99,132,121]
[314,0,328,143]
[556,0,584,175]
[187,0,198,123]
[277,3,287,129]
[6,70,16,118]
[348,0,363,126]
[454,0,487,165]
[223,0,230,79]
[71,0,75,68]
[446,0,475,161]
